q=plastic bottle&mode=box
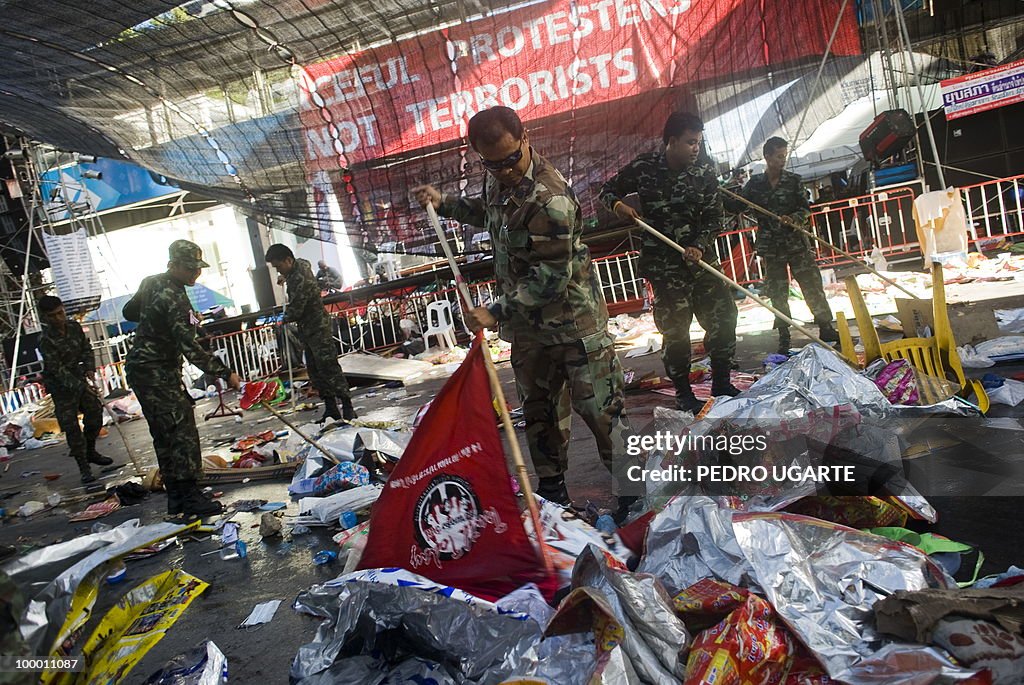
[338,511,358,530]
[870,245,888,271]
[312,550,338,565]
[594,514,618,534]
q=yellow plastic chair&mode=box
[844,264,990,413]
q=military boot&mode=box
[817,321,839,343]
[86,446,113,467]
[673,379,705,414]
[777,326,792,355]
[536,475,571,506]
[340,396,357,421]
[165,481,185,518]
[74,454,97,484]
[318,396,342,423]
[177,482,224,519]
[710,367,741,397]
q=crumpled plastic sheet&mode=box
[572,544,689,683]
[494,582,554,626]
[730,512,984,684]
[290,573,541,684]
[2,519,189,654]
[297,485,382,525]
[637,496,760,596]
[143,640,228,684]
[506,633,605,685]
[315,425,411,463]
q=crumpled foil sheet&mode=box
[572,544,689,682]
[731,512,983,683]
[637,496,759,596]
[3,518,188,654]
[290,577,541,684]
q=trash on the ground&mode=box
[312,461,370,495]
[685,592,796,685]
[108,481,149,506]
[312,549,337,565]
[290,524,311,536]
[143,639,228,685]
[289,572,541,683]
[4,520,192,655]
[68,493,121,520]
[238,599,282,628]
[333,521,371,573]
[259,512,283,538]
[219,522,240,545]
[593,514,617,534]
[43,472,61,481]
[932,617,1024,683]
[17,500,45,517]
[297,485,382,526]
[219,540,248,561]
[78,569,208,683]
[105,560,127,584]
[19,470,40,478]
[258,501,287,512]
[226,499,266,512]
[338,510,357,529]
[875,585,1024,644]
[123,537,178,561]
[672,578,750,632]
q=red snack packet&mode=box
[673,579,750,632]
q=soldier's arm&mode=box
[697,170,725,244]
[438,193,487,228]
[39,334,80,390]
[167,298,232,379]
[77,323,95,378]
[788,176,812,226]
[283,274,317,324]
[598,160,641,212]
[722,180,750,214]
[122,293,141,322]
[487,195,576,322]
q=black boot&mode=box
[340,396,357,421]
[87,451,113,467]
[176,482,224,519]
[73,453,96,484]
[710,367,741,397]
[318,396,342,423]
[817,321,839,343]
[165,481,184,518]
[673,379,705,414]
[777,326,792,355]
[536,475,571,506]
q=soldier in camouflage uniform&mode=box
[600,112,740,414]
[123,240,241,518]
[36,296,112,483]
[264,244,355,422]
[413,106,635,511]
[729,137,837,353]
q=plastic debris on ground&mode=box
[289,570,542,684]
[143,640,228,685]
[77,569,209,683]
[297,485,382,526]
[2,519,191,654]
[312,461,371,495]
[239,599,282,628]
[68,496,122,522]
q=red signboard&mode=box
[298,0,860,170]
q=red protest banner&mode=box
[357,336,550,600]
[297,0,860,171]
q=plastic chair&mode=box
[844,264,990,412]
[423,299,457,352]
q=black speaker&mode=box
[859,109,916,163]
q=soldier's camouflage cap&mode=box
[168,239,210,269]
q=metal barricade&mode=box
[962,174,1024,244]
[809,186,918,264]
[208,325,281,381]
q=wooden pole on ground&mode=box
[425,204,552,576]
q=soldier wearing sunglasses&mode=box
[413,107,636,518]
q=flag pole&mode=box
[425,204,552,575]
[634,218,832,347]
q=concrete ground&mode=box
[1,324,1023,682]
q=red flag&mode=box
[357,336,550,600]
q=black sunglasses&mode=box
[480,140,524,171]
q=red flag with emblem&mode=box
[357,336,551,600]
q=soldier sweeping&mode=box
[37,295,112,483]
[600,112,741,414]
[413,106,635,513]
[264,244,356,422]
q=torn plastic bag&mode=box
[571,544,689,683]
[730,512,985,683]
[313,425,411,463]
[638,496,759,596]
[143,640,228,684]
[3,519,190,654]
[297,485,382,525]
[290,574,541,684]
[495,583,555,627]
[523,496,631,587]
[504,632,608,685]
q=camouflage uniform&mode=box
[283,258,351,402]
[440,149,633,487]
[124,267,232,485]
[38,318,103,473]
[737,171,832,331]
[600,154,738,395]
